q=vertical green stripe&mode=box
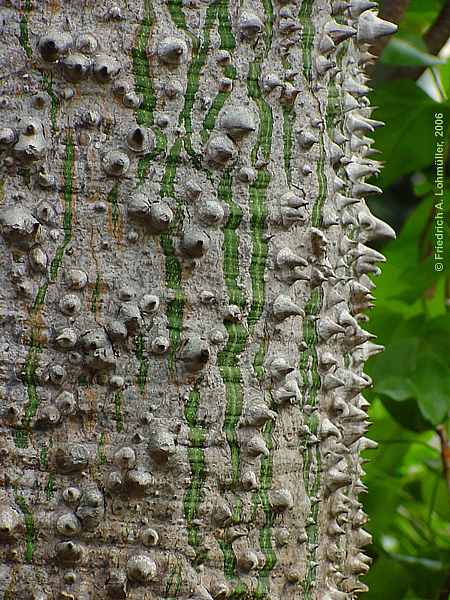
[201,0,237,143]
[180,0,218,158]
[15,494,36,562]
[183,388,207,566]
[299,0,315,83]
[42,72,59,134]
[132,0,156,128]
[246,7,277,592]
[167,0,188,30]
[107,183,120,234]
[297,2,329,595]
[217,170,246,579]
[134,334,149,393]
[159,140,185,373]
[247,62,272,329]
[19,0,32,59]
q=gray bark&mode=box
[0,0,396,598]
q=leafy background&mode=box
[360,1,450,598]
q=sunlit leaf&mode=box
[382,38,445,67]
[413,353,450,424]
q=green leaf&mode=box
[369,337,419,389]
[363,557,409,600]
[413,353,450,424]
[370,194,450,306]
[401,0,448,37]
[381,395,433,432]
[413,176,433,197]
[377,376,417,401]
[382,38,445,67]
[367,314,450,430]
[370,81,450,187]
[438,57,450,100]
[392,256,447,303]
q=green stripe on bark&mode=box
[136,130,167,186]
[219,538,237,579]
[45,473,55,500]
[15,278,48,447]
[326,78,341,133]
[299,290,323,598]
[134,334,149,394]
[15,97,74,452]
[219,171,246,309]
[179,0,218,158]
[299,0,315,83]
[167,0,188,31]
[132,0,156,128]
[14,340,40,448]
[300,147,328,600]
[164,561,183,598]
[296,9,329,592]
[131,1,167,187]
[253,333,269,381]
[201,65,237,144]
[217,169,247,580]
[200,0,237,144]
[247,61,272,329]
[42,72,59,134]
[33,284,48,311]
[261,0,274,46]
[312,136,327,227]
[247,170,270,328]
[160,138,182,199]
[50,133,74,280]
[254,397,277,598]
[218,0,235,51]
[18,0,32,59]
[217,288,247,486]
[282,105,294,185]
[183,388,207,566]
[160,139,185,372]
[246,48,275,595]
[97,432,107,465]
[106,184,119,234]
[15,494,35,562]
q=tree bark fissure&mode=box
[0,1,397,599]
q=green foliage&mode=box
[382,38,445,68]
[363,401,450,600]
[363,178,450,599]
[438,58,450,100]
[394,0,447,37]
[362,3,450,597]
[370,82,449,187]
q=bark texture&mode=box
[0,1,396,599]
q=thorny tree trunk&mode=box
[0,0,397,598]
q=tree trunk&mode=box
[0,1,396,598]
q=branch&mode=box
[424,1,450,56]
[436,424,450,497]
[386,2,450,81]
[370,0,412,60]
[438,571,450,600]
[445,276,450,313]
